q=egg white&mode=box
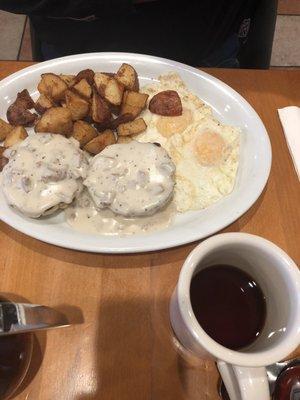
[135,73,241,212]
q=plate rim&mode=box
[0,52,272,253]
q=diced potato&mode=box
[104,78,124,106]
[75,69,95,86]
[0,118,13,141]
[110,113,133,129]
[4,126,28,147]
[65,90,90,121]
[72,120,98,147]
[0,147,8,171]
[73,79,92,99]
[16,89,35,109]
[117,118,147,136]
[6,89,37,127]
[94,113,132,132]
[91,89,111,124]
[94,73,124,106]
[84,129,116,154]
[7,105,37,127]
[116,63,139,91]
[35,107,73,135]
[94,72,110,96]
[38,73,68,102]
[59,74,76,87]
[117,136,132,144]
[121,90,149,118]
[35,94,55,115]
[149,90,182,116]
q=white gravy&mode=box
[2,133,88,218]
[65,190,175,235]
[84,141,175,217]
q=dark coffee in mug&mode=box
[190,265,266,350]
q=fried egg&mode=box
[135,73,241,212]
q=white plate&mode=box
[0,53,271,253]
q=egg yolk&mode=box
[195,131,226,166]
[156,108,193,137]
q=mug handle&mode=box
[217,361,270,400]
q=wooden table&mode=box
[0,62,299,400]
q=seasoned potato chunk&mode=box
[116,63,139,91]
[149,90,182,116]
[84,129,116,154]
[104,78,124,106]
[0,118,13,141]
[35,107,73,135]
[94,73,124,106]
[94,72,110,96]
[72,120,98,147]
[117,136,132,144]
[65,90,90,120]
[0,146,8,171]
[6,89,37,127]
[73,79,92,99]
[121,90,148,118]
[34,94,55,115]
[59,74,76,87]
[91,89,112,124]
[75,69,95,86]
[4,126,28,147]
[15,89,35,109]
[38,73,68,102]
[117,118,147,136]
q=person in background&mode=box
[0,0,258,67]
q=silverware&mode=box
[0,302,69,335]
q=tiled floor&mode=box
[0,8,299,67]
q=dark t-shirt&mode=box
[0,0,258,64]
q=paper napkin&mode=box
[278,106,300,180]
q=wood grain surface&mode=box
[0,62,299,400]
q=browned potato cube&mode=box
[59,74,76,87]
[65,90,90,121]
[94,72,110,97]
[34,94,55,114]
[4,126,28,147]
[72,120,98,147]
[73,79,92,99]
[84,129,116,154]
[94,73,124,106]
[91,89,112,124]
[104,78,124,106]
[116,63,139,91]
[117,118,147,136]
[0,146,8,171]
[38,73,68,102]
[6,89,37,127]
[35,107,73,135]
[117,136,132,144]
[0,118,13,141]
[7,104,37,127]
[16,89,35,109]
[75,69,95,86]
[121,90,149,118]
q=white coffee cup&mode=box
[170,233,300,400]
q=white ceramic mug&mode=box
[170,233,300,400]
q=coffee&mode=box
[190,265,266,350]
